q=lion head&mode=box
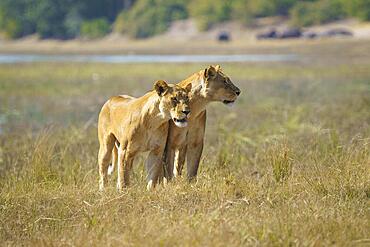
[201,65,241,106]
[154,80,192,128]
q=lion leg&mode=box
[117,146,134,191]
[123,155,134,188]
[146,149,164,190]
[186,141,204,181]
[108,142,119,175]
[98,133,115,191]
[165,147,176,180]
[174,145,187,178]
[186,111,206,181]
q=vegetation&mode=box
[341,0,370,21]
[114,0,188,38]
[0,0,370,39]
[0,0,127,39]
[189,0,233,31]
[80,18,110,39]
[290,0,346,27]
[0,42,369,245]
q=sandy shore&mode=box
[0,36,369,56]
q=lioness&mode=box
[164,65,240,181]
[98,80,192,191]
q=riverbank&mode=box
[0,36,368,54]
[1,38,370,67]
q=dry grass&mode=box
[0,44,370,246]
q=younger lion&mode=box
[164,65,240,181]
[98,80,191,191]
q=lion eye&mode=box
[171,98,178,105]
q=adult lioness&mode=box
[164,65,240,181]
[98,80,191,191]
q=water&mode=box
[0,54,298,64]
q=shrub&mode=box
[341,0,370,21]
[0,1,36,39]
[189,0,232,31]
[0,0,121,39]
[274,0,301,16]
[64,9,83,38]
[191,0,300,30]
[80,18,110,39]
[316,0,346,23]
[113,11,127,34]
[290,2,315,27]
[0,17,23,39]
[33,0,71,39]
[114,0,188,38]
[246,0,276,18]
[290,0,346,27]
[230,1,254,26]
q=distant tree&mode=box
[32,0,73,39]
[0,0,133,39]
[0,0,369,40]
[230,0,254,26]
[274,0,301,16]
[240,0,303,18]
[341,0,370,21]
[247,0,276,17]
[76,0,124,22]
[0,0,36,38]
[189,0,232,30]
[290,0,346,27]
[290,2,316,27]
[80,18,110,39]
[64,7,83,38]
[114,0,188,38]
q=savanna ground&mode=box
[0,40,369,246]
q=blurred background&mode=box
[0,0,370,52]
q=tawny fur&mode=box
[98,80,191,191]
[163,65,241,180]
[108,65,240,182]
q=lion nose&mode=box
[235,89,241,96]
[182,110,190,116]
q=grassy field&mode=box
[0,44,369,246]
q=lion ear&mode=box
[185,83,192,93]
[215,65,221,71]
[154,80,169,96]
[204,66,217,79]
